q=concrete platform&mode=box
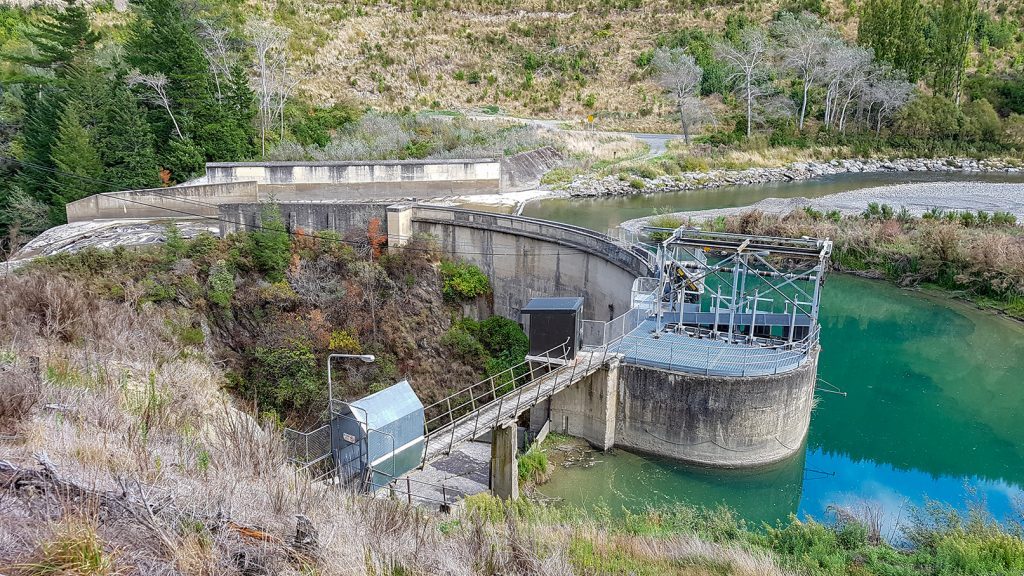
[612,319,810,377]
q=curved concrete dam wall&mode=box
[215,201,651,322]
[391,205,653,320]
[612,349,819,467]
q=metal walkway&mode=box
[420,349,606,466]
[613,319,812,377]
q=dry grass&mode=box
[0,267,639,575]
[276,0,855,121]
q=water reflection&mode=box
[541,275,1024,527]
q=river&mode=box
[522,171,1024,530]
[522,171,1024,233]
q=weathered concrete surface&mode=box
[404,206,652,320]
[613,348,819,467]
[550,358,620,450]
[200,158,501,199]
[65,182,258,223]
[500,146,563,192]
[490,423,518,500]
[217,202,391,236]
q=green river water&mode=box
[520,171,1024,529]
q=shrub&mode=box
[478,316,528,364]
[246,205,292,282]
[0,366,42,427]
[30,516,116,575]
[206,260,235,308]
[518,442,550,484]
[240,340,321,414]
[439,260,491,302]
[441,324,487,362]
[328,329,361,353]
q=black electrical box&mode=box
[521,297,584,360]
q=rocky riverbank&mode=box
[566,157,1023,197]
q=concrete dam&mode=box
[218,199,829,472]
[62,158,830,486]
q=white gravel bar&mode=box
[621,181,1024,230]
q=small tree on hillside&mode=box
[773,12,831,131]
[865,75,914,135]
[715,28,772,138]
[48,101,103,213]
[652,47,712,144]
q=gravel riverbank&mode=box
[620,181,1024,231]
[568,157,1022,197]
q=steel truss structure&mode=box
[646,227,833,348]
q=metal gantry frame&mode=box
[645,226,833,347]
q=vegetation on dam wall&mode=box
[651,207,1024,320]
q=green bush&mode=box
[206,260,235,308]
[439,260,491,302]
[441,324,487,362]
[518,443,550,483]
[246,205,292,282]
[289,101,359,147]
[478,316,528,364]
[240,340,321,413]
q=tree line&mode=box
[0,0,303,253]
[652,2,1024,149]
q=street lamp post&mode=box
[327,354,375,415]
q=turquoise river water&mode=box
[522,172,1024,529]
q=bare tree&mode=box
[715,28,771,138]
[773,12,831,131]
[865,75,913,135]
[248,20,293,157]
[836,47,879,132]
[197,19,234,102]
[126,70,183,139]
[652,48,712,144]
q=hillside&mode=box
[277,0,847,128]
[269,0,1023,127]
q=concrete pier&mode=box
[489,422,519,500]
[549,357,620,450]
[613,349,819,467]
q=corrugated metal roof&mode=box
[522,297,584,312]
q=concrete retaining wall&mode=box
[217,202,391,236]
[201,159,501,200]
[613,349,819,467]
[399,206,652,320]
[66,182,258,223]
[500,146,563,192]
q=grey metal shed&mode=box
[332,380,424,490]
[521,296,584,360]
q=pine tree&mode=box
[48,100,103,218]
[126,0,254,163]
[11,0,99,77]
[15,86,63,201]
[95,80,161,191]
